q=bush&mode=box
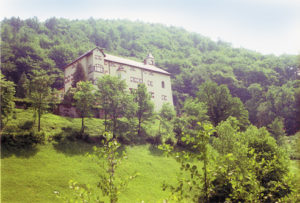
[52,132,63,142]
[1,130,45,148]
[19,120,34,130]
[146,135,162,146]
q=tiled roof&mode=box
[64,47,170,75]
[105,54,170,75]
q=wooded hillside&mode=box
[1,17,299,134]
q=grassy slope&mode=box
[1,109,180,202]
[1,143,180,203]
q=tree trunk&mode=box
[112,116,117,138]
[81,116,84,134]
[104,110,107,132]
[137,117,142,136]
[38,107,41,132]
[204,157,208,203]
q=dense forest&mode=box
[1,16,299,135]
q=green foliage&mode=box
[91,132,137,203]
[268,117,286,145]
[16,72,29,98]
[62,87,76,107]
[133,83,154,136]
[182,98,209,128]
[161,119,295,202]
[256,82,298,134]
[1,121,45,149]
[0,73,16,126]
[157,103,176,143]
[242,126,293,202]
[97,75,135,137]
[72,63,87,88]
[197,81,250,129]
[73,81,95,135]
[59,132,137,203]
[25,69,55,131]
[160,123,216,202]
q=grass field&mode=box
[1,142,180,203]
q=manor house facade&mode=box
[63,47,173,111]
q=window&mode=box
[129,88,137,94]
[150,92,155,98]
[161,81,165,88]
[130,77,143,83]
[147,80,153,87]
[161,95,167,101]
[95,64,104,73]
[94,55,102,60]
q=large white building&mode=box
[63,47,173,111]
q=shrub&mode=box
[1,130,45,148]
[19,120,34,130]
[146,135,162,146]
[52,132,63,142]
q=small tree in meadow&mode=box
[57,132,137,203]
[73,81,95,135]
[26,69,54,132]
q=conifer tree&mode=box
[72,63,87,88]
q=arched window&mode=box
[161,81,165,88]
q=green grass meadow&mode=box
[1,142,180,203]
[1,109,180,202]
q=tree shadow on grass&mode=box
[1,144,39,159]
[148,145,164,157]
[52,138,95,156]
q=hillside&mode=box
[1,17,299,134]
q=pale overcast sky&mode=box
[1,0,300,56]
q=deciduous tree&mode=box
[97,75,134,137]
[197,81,249,129]
[0,73,16,127]
[73,81,95,135]
[133,83,154,136]
[26,69,54,131]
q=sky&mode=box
[1,0,300,56]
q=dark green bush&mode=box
[19,120,34,130]
[1,130,45,148]
[146,135,162,146]
[52,132,63,142]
